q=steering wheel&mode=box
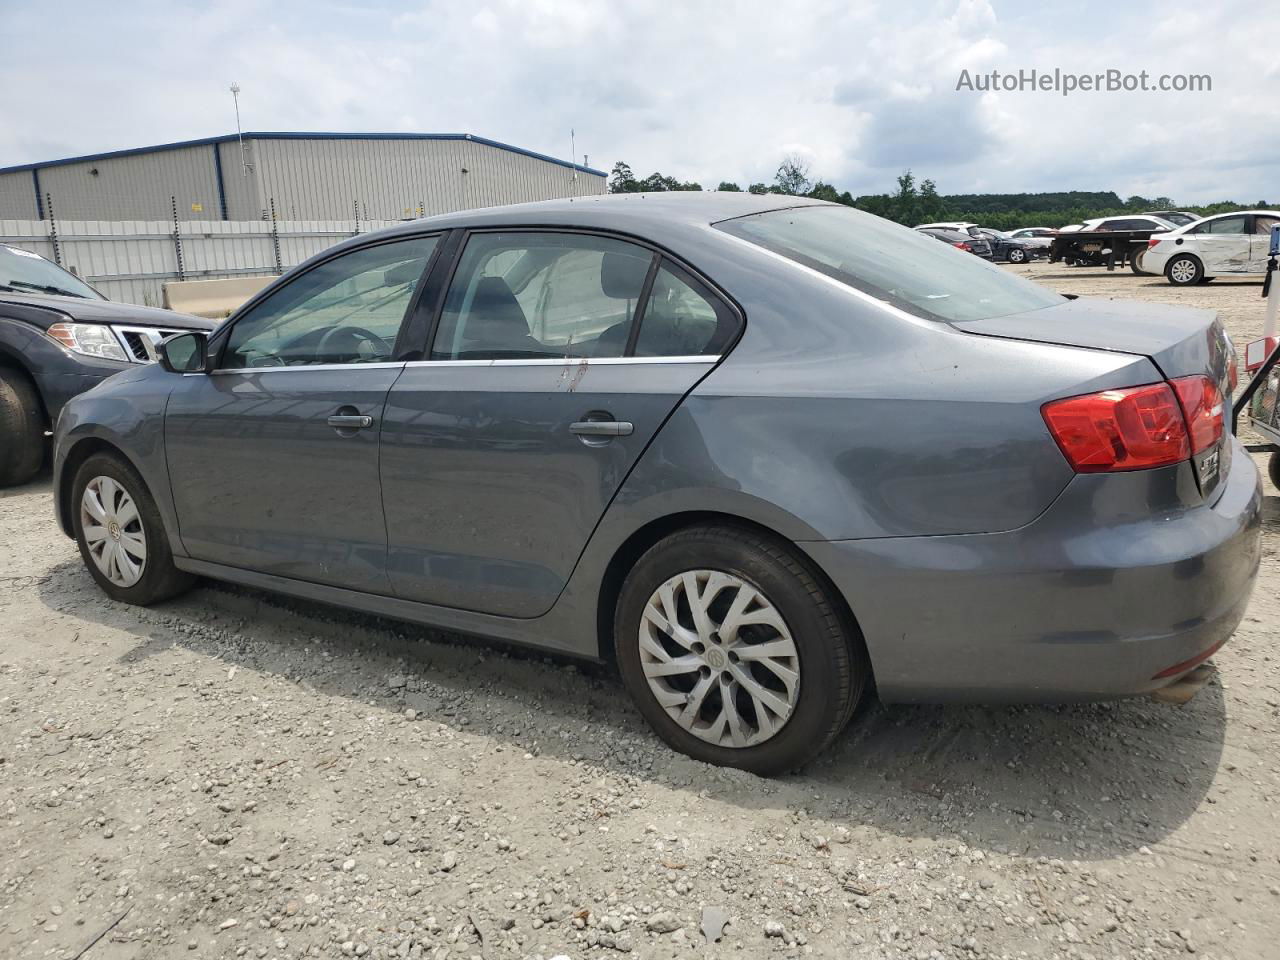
[316,325,392,361]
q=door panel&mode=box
[166,366,404,591]
[1193,216,1250,274]
[380,359,714,617]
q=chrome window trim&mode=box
[208,361,408,376]
[403,355,718,368]
[206,356,718,375]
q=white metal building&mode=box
[0,132,606,222]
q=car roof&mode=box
[365,192,830,239]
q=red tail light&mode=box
[1042,377,1222,473]
[1170,375,1223,455]
[953,241,971,251]
[1147,237,1162,248]
[1042,384,1189,472]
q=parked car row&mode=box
[913,222,1040,263]
[0,194,1264,774]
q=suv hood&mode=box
[0,291,214,331]
[952,296,1229,383]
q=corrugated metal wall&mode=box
[252,137,602,221]
[0,136,606,223]
[0,144,224,221]
[1,218,398,307]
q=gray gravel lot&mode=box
[2,265,1279,960]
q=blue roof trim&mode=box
[0,132,606,178]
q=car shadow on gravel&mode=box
[38,557,1227,864]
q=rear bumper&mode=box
[801,439,1263,703]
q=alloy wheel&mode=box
[638,569,800,748]
[1169,258,1198,284]
[80,475,147,587]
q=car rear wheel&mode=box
[72,452,195,605]
[614,525,867,775]
[1269,452,1280,491]
[1007,247,1027,264]
[1166,254,1203,285]
[1130,250,1148,275]
[0,366,45,488]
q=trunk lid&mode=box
[955,297,1233,498]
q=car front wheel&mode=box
[72,452,194,605]
[1007,247,1027,264]
[1166,254,1203,285]
[0,367,44,487]
[614,525,867,775]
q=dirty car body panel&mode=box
[54,193,1262,702]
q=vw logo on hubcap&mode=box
[705,647,726,669]
[108,521,121,541]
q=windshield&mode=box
[0,245,103,300]
[716,205,1062,323]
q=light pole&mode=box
[229,83,247,177]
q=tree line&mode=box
[607,157,1271,231]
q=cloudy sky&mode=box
[2,0,1276,203]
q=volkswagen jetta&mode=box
[52,194,1263,774]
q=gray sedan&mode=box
[52,194,1262,775]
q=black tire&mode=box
[1130,250,1148,275]
[71,452,195,605]
[1007,247,1027,264]
[1165,253,1203,286]
[1269,452,1280,492]
[0,366,45,487]
[614,525,868,775]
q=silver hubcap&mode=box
[1170,259,1196,283]
[639,570,800,748]
[81,476,146,587]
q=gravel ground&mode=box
[2,265,1279,960]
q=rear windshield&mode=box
[715,205,1062,323]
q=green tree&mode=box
[747,182,769,195]
[807,181,843,203]
[774,155,812,196]
[717,181,742,192]
[891,171,919,224]
[609,161,639,194]
[918,178,945,221]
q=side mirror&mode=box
[157,332,209,374]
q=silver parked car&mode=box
[53,194,1262,774]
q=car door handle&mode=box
[570,420,633,437]
[327,414,374,429]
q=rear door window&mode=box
[1194,216,1248,235]
[431,232,653,360]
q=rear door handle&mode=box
[327,414,374,429]
[570,420,633,437]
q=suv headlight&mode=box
[46,322,129,362]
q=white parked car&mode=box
[1080,215,1179,233]
[1006,227,1057,240]
[1143,210,1280,285]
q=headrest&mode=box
[600,251,649,299]
[465,277,531,345]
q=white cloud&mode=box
[0,0,1273,203]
